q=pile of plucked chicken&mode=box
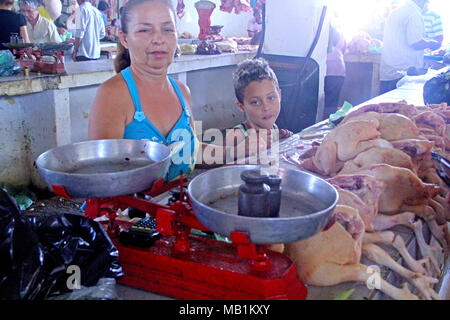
[288,101,450,300]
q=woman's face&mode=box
[120,1,177,75]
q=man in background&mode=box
[72,0,105,61]
[379,0,440,94]
[19,0,61,43]
[97,0,110,28]
[423,4,444,46]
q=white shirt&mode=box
[73,2,105,59]
[27,15,62,43]
[380,1,425,81]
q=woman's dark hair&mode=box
[114,0,175,73]
[233,58,279,104]
[0,0,15,6]
[98,0,110,11]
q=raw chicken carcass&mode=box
[390,139,434,159]
[335,187,374,231]
[342,101,419,122]
[327,174,386,229]
[300,119,381,175]
[354,164,439,216]
[339,147,416,175]
[414,111,446,136]
[353,164,448,251]
[342,112,420,141]
[285,205,420,300]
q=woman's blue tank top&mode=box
[121,67,197,181]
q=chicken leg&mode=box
[301,262,419,300]
[373,212,416,231]
[362,243,440,300]
[410,220,442,277]
[363,231,430,276]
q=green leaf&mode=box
[333,289,355,300]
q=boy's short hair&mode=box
[233,58,279,104]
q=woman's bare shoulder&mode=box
[94,74,131,110]
[92,73,132,120]
[97,73,127,98]
[173,79,192,105]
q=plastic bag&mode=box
[423,69,450,105]
[49,278,120,300]
[0,183,36,211]
[0,50,21,76]
[0,188,123,300]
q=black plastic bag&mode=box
[423,69,450,105]
[0,189,123,300]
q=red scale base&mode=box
[54,177,308,300]
[114,233,307,300]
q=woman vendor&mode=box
[88,0,265,180]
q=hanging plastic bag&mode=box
[0,50,21,76]
[0,188,123,300]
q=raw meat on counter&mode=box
[179,32,194,39]
[347,31,383,54]
[220,0,252,14]
[284,205,439,300]
[290,100,450,299]
[196,41,221,55]
[214,38,238,52]
[178,43,197,55]
[177,0,185,19]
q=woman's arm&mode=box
[88,77,130,140]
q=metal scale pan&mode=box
[188,165,338,244]
[36,139,172,198]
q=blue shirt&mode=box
[121,67,198,181]
[101,11,107,28]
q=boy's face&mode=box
[237,79,281,130]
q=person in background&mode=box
[111,6,123,30]
[379,0,441,94]
[422,3,443,47]
[324,24,346,120]
[54,18,73,42]
[97,0,110,28]
[72,0,105,61]
[37,0,61,21]
[0,0,30,49]
[247,8,262,45]
[65,0,79,33]
[19,0,62,43]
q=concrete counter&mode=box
[0,51,255,188]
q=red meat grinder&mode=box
[53,176,308,300]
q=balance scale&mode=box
[37,140,337,300]
[54,176,308,300]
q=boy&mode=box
[227,58,292,153]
